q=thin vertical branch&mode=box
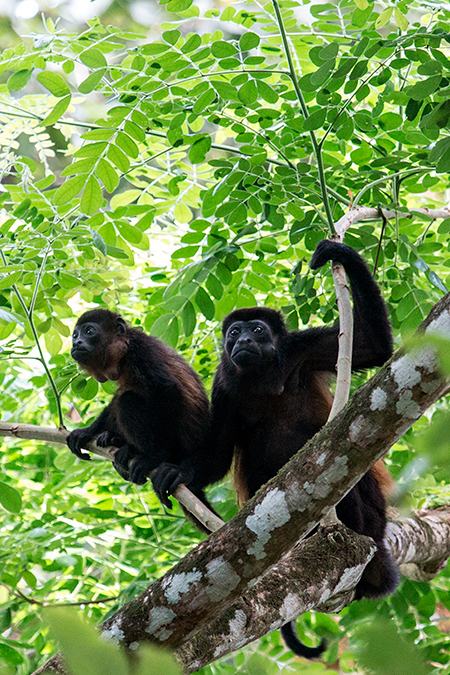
[271,0,334,234]
[0,248,65,428]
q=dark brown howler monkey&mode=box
[210,239,399,658]
[66,308,216,532]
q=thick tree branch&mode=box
[32,294,450,674]
[177,507,450,671]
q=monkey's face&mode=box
[71,321,104,367]
[225,320,277,369]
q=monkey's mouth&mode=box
[71,347,90,363]
[231,346,260,366]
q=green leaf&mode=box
[0,271,21,290]
[79,48,107,68]
[211,41,237,58]
[41,95,71,126]
[44,328,63,356]
[256,80,278,103]
[7,69,32,91]
[37,71,70,97]
[96,158,119,193]
[78,69,105,94]
[195,286,215,320]
[394,7,408,30]
[188,137,211,164]
[375,7,393,29]
[116,132,139,159]
[81,176,103,215]
[406,75,441,101]
[61,158,96,177]
[117,221,142,245]
[107,144,130,172]
[205,273,223,300]
[0,482,22,513]
[354,0,368,8]
[90,229,107,256]
[353,618,429,675]
[192,88,216,114]
[239,32,260,51]
[166,0,193,11]
[303,108,327,131]
[44,608,129,675]
[239,80,258,105]
[181,300,196,336]
[162,29,181,45]
[181,34,201,53]
[54,175,86,204]
[0,308,24,326]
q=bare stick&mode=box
[0,422,224,533]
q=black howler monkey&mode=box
[211,239,399,658]
[66,308,215,531]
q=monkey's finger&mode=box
[73,450,91,461]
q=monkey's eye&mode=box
[253,325,263,333]
[84,326,94,335]
[229,327,240,337]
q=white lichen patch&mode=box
[246,489,291,560]
[129,642,140,651]
[348,415,374,445]
[391,348,436,393]
[162,570,202,604]
[317,452,327,466]
[370,387,387,411]
[279,592,302,622]
[427,310,450,337]
[213,609,248,658]
[101,622,125,645]
[306,456,349,500]
[205,557,240,602]
[396,390,421,419]
[421,379,441,394]
[333,561,372,595]
[146,607,176,641]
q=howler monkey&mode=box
[211,239,399,658]
[66,309,215,531]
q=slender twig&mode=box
[0,421,224,533]
[11,587,120,608]
[373,207,389,276]
[272,0,334,233]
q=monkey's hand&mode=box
[152,463,195,509]
[96,431,125,448]
[112,445,135,481]
[310,239,351,270]
[66,428,93,460]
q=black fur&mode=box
[210,240,399,657]
[66,309,217,532]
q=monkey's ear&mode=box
[116,317,127,335]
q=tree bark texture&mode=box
[27,292,450,674]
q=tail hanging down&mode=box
[281,622,326,659]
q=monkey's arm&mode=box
[66,405,114,460]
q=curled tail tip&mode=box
[281,622,326,659]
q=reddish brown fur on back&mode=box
[371,460,394,496]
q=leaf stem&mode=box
[0,248,65,428]
[272,0,335,234]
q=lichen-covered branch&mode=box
[177,508,450,671]
[33,293,450,675]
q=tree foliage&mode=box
[0,0,450,672]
